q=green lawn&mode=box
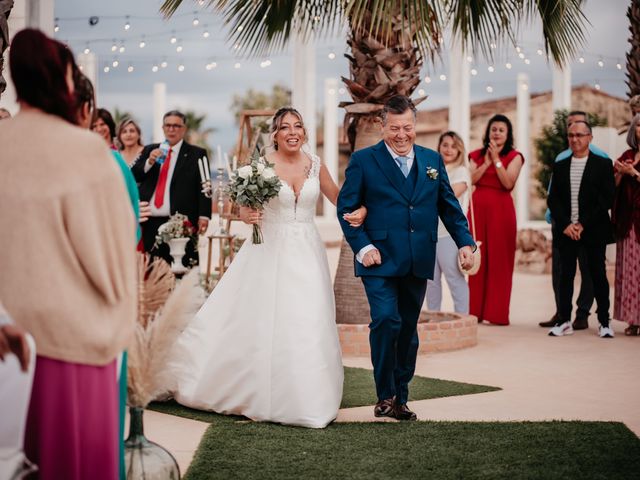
[148,367,640,479]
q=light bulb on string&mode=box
[237,25,244,32]
[127,65,134,73]
[328,52,336,60]
[234,62,242,69]
[124,16,130,31]
[170,33,177,44]
[161,60,168,68]
[178,64,185,72]
[338,87,346,95]
[594,81,601,90]
[192,15,200,26]
[597,58,604,68]
[176,43,183,53]
[471,68,478,76]
[139,38,146,48]
[487,65,495,73]
[466,56,473,63]
[119,44,125,53]
[54,19,60,32]
[486,85,494,93]
[111,41,117,52]
[505,62,512,69]
[616,62,622,70]
[203,28,210,38]
[536,48,544,56]
[424,75,432,84]
[524,58,530,65]
[418,88,426,96]
[578,56,585,63]
[103,66,110,73]
[112,60,119,68]
[83,46,90,54]
[152,65,159,73]
[439,74,447,81]
[518,52,525,59]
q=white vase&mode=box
[168,237,190,274]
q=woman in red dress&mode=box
[468,114,524,325]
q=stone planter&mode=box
[337,311,478,357]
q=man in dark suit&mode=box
[131,110,211,267]
[547,120,615,338]
[337,95,475,421]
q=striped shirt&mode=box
[570,156,588,223]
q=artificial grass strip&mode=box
[148,366,500,422]
[183,421,640,480]
[341,366,500,408]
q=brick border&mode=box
[337,311,478,356]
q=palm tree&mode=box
[161,0,589,324]
[184,110,216,153]
[626,0,640,98]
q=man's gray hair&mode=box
[381,95,417,125]
[163,110,186,124]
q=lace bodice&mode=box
[263,154,321,224]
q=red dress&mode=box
[468,148,523,325]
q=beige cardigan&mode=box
[0,109,137,366]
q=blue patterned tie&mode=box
[396,155,409,177]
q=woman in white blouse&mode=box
[427,131,472,313]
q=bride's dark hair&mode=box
[269,107,308,151]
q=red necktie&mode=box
[154,148,172,208]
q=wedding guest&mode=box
[426,131,471,313]
[72,72,139,480]
[117,117,144,167]
[547,121,615,338]
[93,107,117,148]
[468,114,524,325]
[0,29,137,480]
[0,107,10,120]
[612,113,640,336]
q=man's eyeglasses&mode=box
[567,133,591,139]
[163,123,185,130]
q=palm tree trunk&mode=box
[627,0,640,98]
[334,8,422,324]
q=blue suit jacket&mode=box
[337,141,475,279]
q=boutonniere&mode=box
[426,166,439,179]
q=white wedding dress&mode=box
[168,154,344,428]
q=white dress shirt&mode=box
[145,140,183,217]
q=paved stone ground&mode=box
[147,245,640,474]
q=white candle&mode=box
[232,155,237,171]
[224,153,232,177]
[216,145,223,171]
[202,156,211,180]
[197,157,206,183]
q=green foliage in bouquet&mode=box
[226,156,282,244]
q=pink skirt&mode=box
[25,355,118,480]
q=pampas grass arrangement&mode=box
[128,254,205,407]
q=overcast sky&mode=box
[55,0,630,151]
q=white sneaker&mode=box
[598,325,615,338]
[548,321,574,337]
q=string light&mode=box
[260,60,272,68]
[111,41,117,52]
[83,46,90,54]
[176,44,183,53]
[161,60,168,68]
[203,29,210,38]
[237,25,243,32]
[486,85,494,93]
[152,65,159,72]
[505,62,512,69]
[112,60,119,68]
[418,88,426,96]
[54,19,60,32]
[466,56,473,63]
[487,65,495,73]
[524,58,531,65]
[616,62,622,70]
[127,65,134,73]
[597,58,604,68]
[170,33,177,44]
[515,46,522,53]
[424,76,432,84]
[328,52,336,60]
[536,48,544,56]
[192,15,200,26]
[490,43,497,49]
[595,81,601,90]
[439,74,447,81]
[178,64,185,72]
[578,56,585,63]
[234,62,241,69]
[338,87,346,95]
[518,52,525,59]
[124,16,131,31]
[139,38,146,48]
[119,44,125,53]
[471,68,478,76]
[103,66,110,73]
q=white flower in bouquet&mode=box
[237,165,253,179]
[227,157,282,244]
[154,212,196,249]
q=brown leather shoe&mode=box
[392,403,417,421]
[572,316,589,330]
[539,314,559,328]
[374,398,395,418]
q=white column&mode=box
[516,73,530,226]
[552,63,571,113]
[77,53,98,91]
[153,82,166,143]
[323,78,339,220]
[1,0,54,111]
[292,31,316,154]
[448,38,470,148]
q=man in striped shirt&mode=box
[547,121,616,339]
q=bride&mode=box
[167,107,366,428]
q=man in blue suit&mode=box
[337,95,475,420]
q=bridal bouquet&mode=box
[227,157,282,244]
[154,212,196,249]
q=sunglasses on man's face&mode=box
[163,123,185,130]
[567,133,591,139]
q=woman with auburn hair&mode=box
[468,114,524,325]
[426,131,471,313]
[0,29,136,479]
[117,117,144,166]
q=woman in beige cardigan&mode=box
[0,29,137,480]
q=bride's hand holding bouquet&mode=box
[227,157,282,244]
